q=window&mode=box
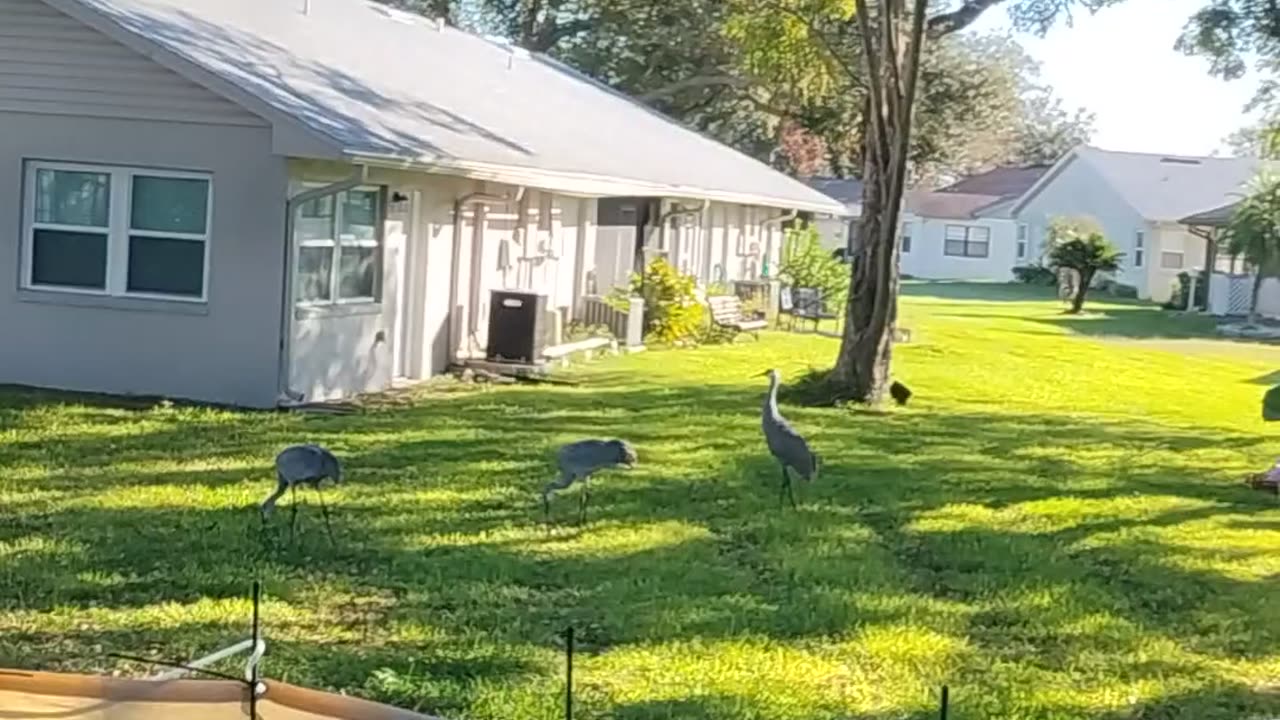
[1016,224,1028,259]
[901,222,912,253]
[1160,251,1184,269]
[23,161,211,300]
[296,187,383,305]
[944,225,990,258]
[1134,230,1145,267]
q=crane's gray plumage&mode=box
[263,444,342,544]
[543,439,638,523]
[761,369,818,508]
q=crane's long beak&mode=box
[757,370,770,377]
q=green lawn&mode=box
[2,282,1279,719]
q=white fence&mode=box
[577,295,645,347]
[1208,272,1280,317]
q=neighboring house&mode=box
[0,0,844,407]
[899,165,1048,281]
[1011,145,1273,302]
[803,177,863,254]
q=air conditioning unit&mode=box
[486,290,548,364]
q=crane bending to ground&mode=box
[760,369,819,509]
[542,439,638,524]
[262,444,342,545]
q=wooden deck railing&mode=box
[577,295,645,347]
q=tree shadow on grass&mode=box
[2,377,1279,718]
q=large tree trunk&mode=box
[832,137,898,403]
[830,0,928,404]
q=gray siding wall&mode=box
[1015,158,1149,296]
[0,0,266,127]
[0,113,288,407]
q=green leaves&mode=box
[1047,225,1124,276]
[778,223,849,309]
[1225,173,1280,273]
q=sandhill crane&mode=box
[262,444,341,544]
[760,369,819,509]
[542,439,638,524]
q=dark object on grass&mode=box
[263,444,341,545]
[543,439,638,523]
[890,381,912,406]
[1263,384,1280,421]
[761,369,819,509]
[1246,471,1280,494]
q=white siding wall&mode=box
[0,0,265,127]
[899,214,1018,281]
[1147,222,1210,303]
[1014,157,1151,297]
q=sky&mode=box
[972,0,1262,157]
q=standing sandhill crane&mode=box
[262,444,341,544]
[760,369,819,509]
[542,439,638,524]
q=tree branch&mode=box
[530,17,594,51]
[759,0,862,85]
[926,0,1005,39]
[637,74,750,102]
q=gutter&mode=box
[276,165,368,406]
[449,186,526,363]
[349,153,846,216]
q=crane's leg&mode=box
[316,486,336,547]
[577,480,590,526]
[289,484,299,542]
[780,466,797,510]
[543,472,574,526]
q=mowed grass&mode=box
[2,282,1279,719]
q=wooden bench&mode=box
[708,295,768,339]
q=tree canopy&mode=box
[382,0,1096,181]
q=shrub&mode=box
[565,321,614,342]
[617,258,705,344]
[1047,221,1123,313]
[778,223,849,309]
[1012,264,1056,285]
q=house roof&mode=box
[937,164,1050,199]
[48,0,845,214]
[805,177,864,207]
[1012,145,1277,221]
[904,190,1003,219]
[1180,200,1240,228]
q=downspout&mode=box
[645,199,709,267]
[760,208,799,278]
[639,199,708,297]
[276,165,367,406]
[449,185,526,364]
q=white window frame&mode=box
[943,224,991,258]
[900,221,912,253]
[22,160,213,303]
[295,185,384,307]
[1160,250,1184,270]
[1134,230,1145,268]
[1016,224,1028,259]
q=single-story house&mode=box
[1011,145,1273,302]
[803,177,863,255]
[0,0,844,407]
[898,164,1047,281]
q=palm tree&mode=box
[1048,229,1124,314]
[1224,174,1280,323]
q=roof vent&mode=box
[1160,157,1202,165]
